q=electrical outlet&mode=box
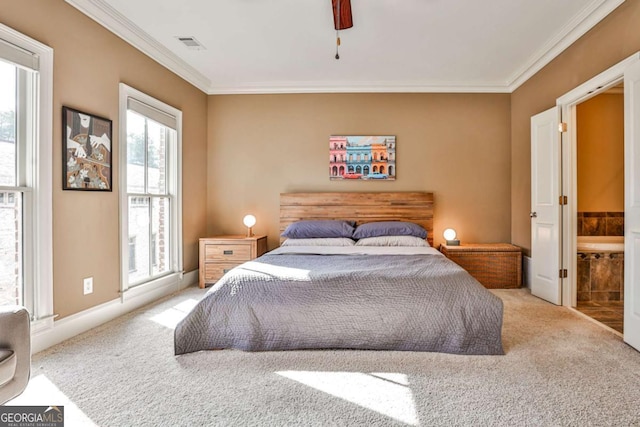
[83,277,93,295]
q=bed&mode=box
[175,192,504,356]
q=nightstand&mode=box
[440,243,522,289]
[199,235,267,288]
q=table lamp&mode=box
[243,214,256,237]
[443,228,460,246]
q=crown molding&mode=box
[507,0,625,92]
[207,81,512,95]
[65,0,211,93]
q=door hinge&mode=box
[559,195,567,205]
[559,269,567,278]
[559,122,567,132]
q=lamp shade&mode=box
[443,228,457,241]
[243,214,257,228]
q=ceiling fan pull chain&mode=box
[335,0,341,59]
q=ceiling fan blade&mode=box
[332,0,353,30]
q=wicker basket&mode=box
[440,243,522,289]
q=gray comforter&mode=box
[175,252,504,355]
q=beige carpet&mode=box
[8,287,640,426]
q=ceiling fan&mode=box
[332,0,353,59]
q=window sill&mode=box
[121,272,183,302]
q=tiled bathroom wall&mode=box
[577,212,624,236]
[577,212,624,302]
[577,252,624,302]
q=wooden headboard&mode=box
[280,192,434,247]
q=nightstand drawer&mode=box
[204,244,251,262]
[204,263,240,281]
[199,235,268,288]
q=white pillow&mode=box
[281,237,356,247]
[355,235,429,247]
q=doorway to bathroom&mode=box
[530,52,640,351]
[532,52,640,351]
[574,85,625,334]
[554,51,640,352]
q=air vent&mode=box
[175,36,205,50]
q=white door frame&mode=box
[556,52,640,307]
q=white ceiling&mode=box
[66,0,625,94]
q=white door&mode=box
[624,59,640,351]
[531,107,562,305]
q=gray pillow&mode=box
[282,238,356,247]
[281,220,355,239]
[353,221,427,239]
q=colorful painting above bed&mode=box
[329,135,396,180]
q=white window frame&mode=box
[118,83,182,300]
[0,24,53,332]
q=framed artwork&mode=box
[329,135,396,180]
[62,106,112,191]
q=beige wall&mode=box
[577,92,624,212]
[207,93,511,250]
[2,0,208,319]
[511,0,640,255]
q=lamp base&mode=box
[445,239,460,246]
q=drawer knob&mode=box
[223,250,234,255]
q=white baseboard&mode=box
[523,256,532,288]
[31,269,198,354]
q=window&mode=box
[0,56,23,308]
[128,237,136,273]
[119,84,182,294]
[0,25,53,326]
